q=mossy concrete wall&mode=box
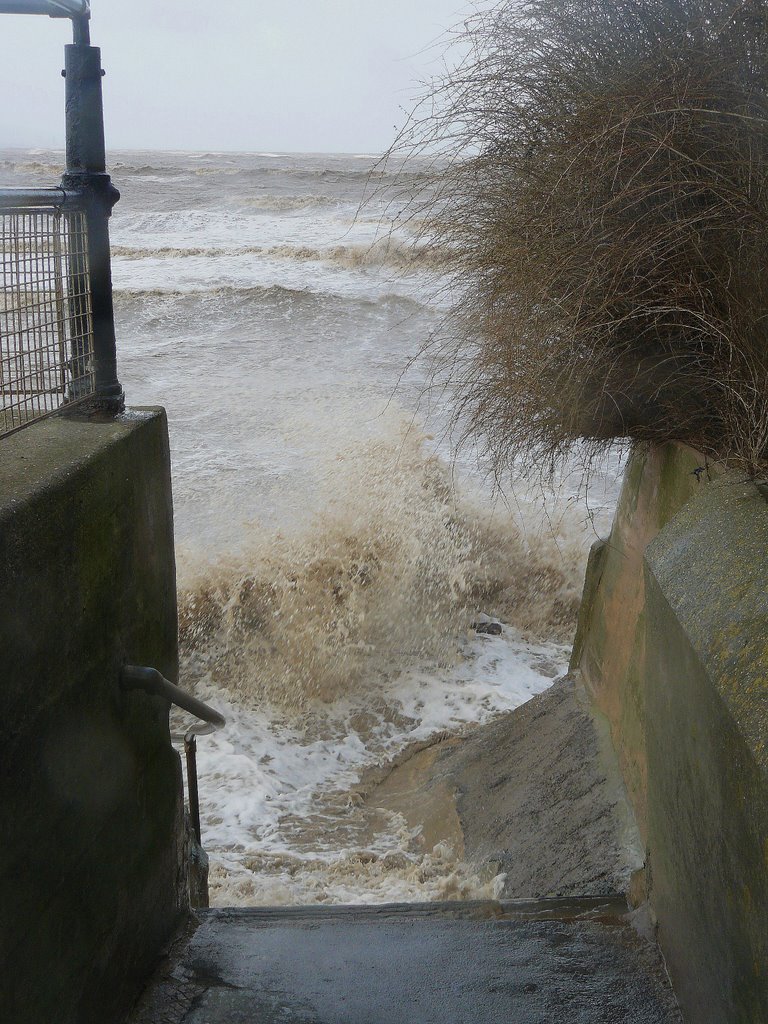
[570,443,713,836]
[0,410,187,1024]
[573,442,768,1022]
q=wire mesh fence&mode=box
[0,204,95,438]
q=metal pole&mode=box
[60,18,123,411]
[185,735,203,846]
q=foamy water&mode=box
[0,149,621,904]
[190,628,568,905]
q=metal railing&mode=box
[120,666,227,847]
[0,0,123,440]
[1,2,90,17]
[0,190,95,436]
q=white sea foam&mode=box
[185,627,567,906]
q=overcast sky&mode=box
[0,1,473,153]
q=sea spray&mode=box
[179,425,583,708]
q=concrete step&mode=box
[130,898,681,1024]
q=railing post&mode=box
[60,20,124,412]
[184,735,203,846]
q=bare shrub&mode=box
[385,0,768,475]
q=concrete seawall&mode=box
[0,410,186,1024]
[573,443,768,1023]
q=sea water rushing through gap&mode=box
[1,149,623,905]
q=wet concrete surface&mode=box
[130,899,681,1024]
[367,675,644,901]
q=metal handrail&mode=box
[0,1,90,18]
[0,188,80,211]
[120,665,226,846]
[120,665,226,733]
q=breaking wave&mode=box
[103,163,183,177]
[241,195,342,212]
[114,281,310,299]
[112,239,450,271]
[190,165,407,182]
[0,159,63,177]
[208,844,507,907]
[178,425,584,709]
[113,283,428,312]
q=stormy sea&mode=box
[0,148,621,905]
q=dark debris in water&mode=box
[472,621,503,636]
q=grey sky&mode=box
[0,1,473,153]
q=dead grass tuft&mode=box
[384,0,768,475]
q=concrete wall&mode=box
[573,443,768,1023]
[0,410,187,1024]
[570,443,708,837]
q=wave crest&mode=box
[112,239,450,271]
[242,195,341,212]
[0,160,62,177]
[179,427,583,708]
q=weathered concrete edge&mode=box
[200,895,633,922]
[643,481,768,1024]
[571,442,715,838]
[645,475,768,772]
[572,441,768,1023]
[0,408,160,519]
[0,409,187,1024]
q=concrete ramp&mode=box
[131,899,681,1023]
